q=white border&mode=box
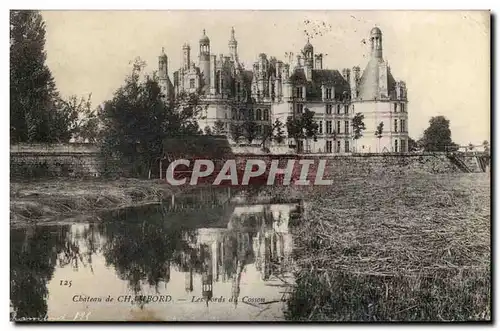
[2,1,497,331]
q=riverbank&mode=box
[10,179,183,228]
[285,172,491,321]
[10,179,307,228]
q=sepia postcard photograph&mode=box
[8,9,491,322]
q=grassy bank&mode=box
[285,173,490,321]
[10,178,183,227]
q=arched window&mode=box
[263,109,269,121]
[256,109,262,121]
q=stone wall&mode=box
[10,143,487,180]
[10,143,101,178]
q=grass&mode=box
[285,173,490,321]
[10,178,184,227]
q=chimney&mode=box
[350,66,361,99]
[342,68,351,83]
[314,54,323,69]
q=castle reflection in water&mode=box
[181,203,297,306]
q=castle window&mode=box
[394,103,398,112]
[231,108,237,120]
[256,109,262,120]
[295,87,303,99]
[326,140,332,153]
[263,109,270,121]
[336,104,341,114]
[249,108,255,120]
[394,119,398,133]
[337,121,341,133]
[344,140,350,153]
[326,121,332,134]
[344,121,349,134]
[400,139,406,152]
[336,140,341,153]
[326,88,333,100]
[400,119,404,133]
[395,139,399,152]
[344,105,349,114]
[326,104,332,115]
[190,79,195,89]
[319,121,323,134]
[297,104,304,114]
[257,125,263,135]
[401,103,405,112]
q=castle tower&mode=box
[370,27,383,59]
[228,27,238,62]
[159,47,168,78]
[158,47,170,99]
[199,29,211,92]
[303,39,314,81]
[182,43,191,70]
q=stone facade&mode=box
[159,26,408,153]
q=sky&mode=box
[41,10,490,145]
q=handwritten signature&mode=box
[11,311,92,322]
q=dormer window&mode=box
[189,79,195,89]
[326,88,333,100]
[295,86,303,99]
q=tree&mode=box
[419,116,457,152]
[483,140,490,153]
[375,121,384,153]
[260,123,273,149]
[58,94,101,143]
[204,126,213,135]
[408,137,419,152]
[351,112,366,152]
[286,108,318,153]
[229,123,244,145]
[273,118,286,144]
[241,118,258,144]
[213,120,225,135]
[10,10,72,143]
[99,58,203,178]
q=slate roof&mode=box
[357,58,396,100]
[289,68,350,101]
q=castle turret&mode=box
[158,48,170,99]
[182,43,191,70]
[199,29,211,92]
[370,27,383,59]
[228,27,238,62]
[303,40,313,81]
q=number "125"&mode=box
[60,280,72,287]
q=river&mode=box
[10,188,304,321]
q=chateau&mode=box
[158,26,409,153]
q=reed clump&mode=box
[286,173,490,321]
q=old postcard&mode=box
[10,10,490,322]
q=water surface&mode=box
[10,191,303,321]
